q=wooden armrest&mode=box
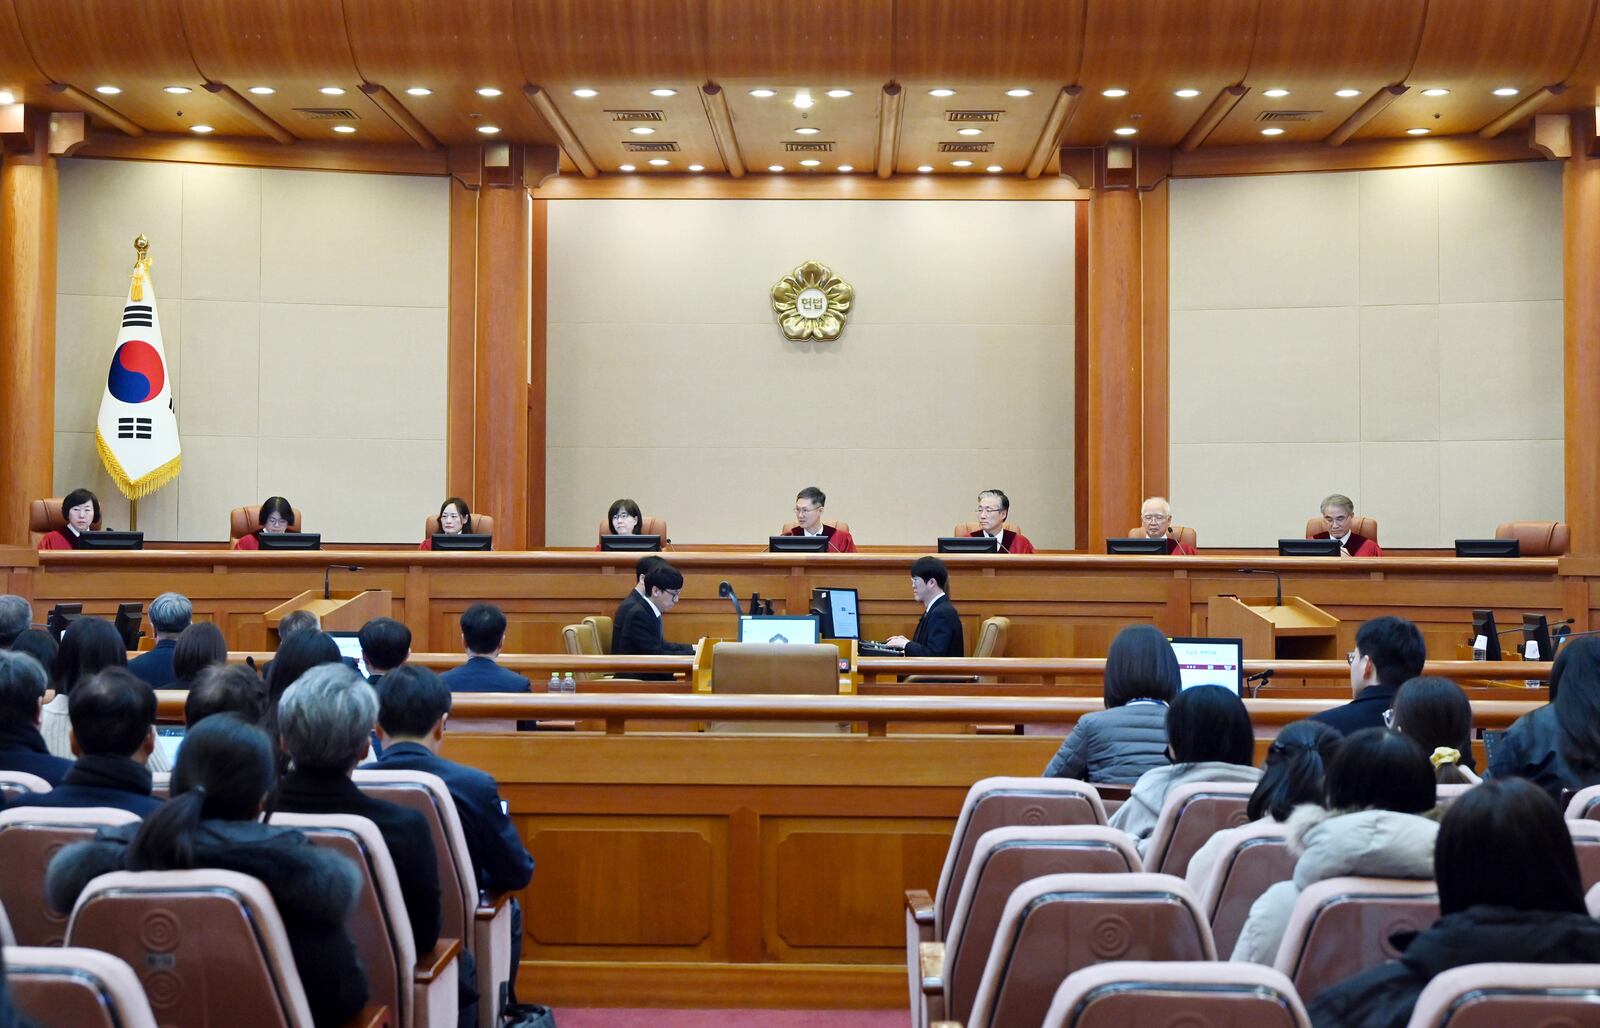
[918,941,946,993]
[413,938,462,983]
[476,891,513,919]
[905,888,934,925]
[341,1003,390,1028]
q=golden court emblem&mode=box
[771,260,854,341]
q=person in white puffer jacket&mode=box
[1232,728,1440,964]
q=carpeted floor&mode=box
[551,1010,910,1027]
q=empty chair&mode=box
[1408,963,1600,1027]
[962,872,1216,1028]
[560,622,603,681]
[1143,781,1257,877]
[1495,520,1570,557]
[1191,818,1296,958]
[0,771,51,805]
[0,807,140,945]
[905,616,1010,685]
[1565,785,1600,821]
[583,615,613,654]
[6,946,158,1028]
[1273,876,1440,1002]
[1574,821,1600,893]
[1042,961,1310,1028]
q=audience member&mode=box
[1187,719,1343,890]
[885,556,964,657]
[1232,728,1437,964]
[277,609,322,640]
[172,621,229,689]
[261,629,343,743]
[358,616,412,685]
[0,595,31,648]
[1044,624,1178,783]
[1312,616,1425,736]
[10,668,161,816]
[0,650,71,786]
[1391,676,1479,785]
[1554,636,1600,797]
[126,591,191,687]
[0,945,26,1028]
[8,630,57,686]
[46,713,369,1026]
[185,663,267,727]
[441,603,531,693]
[44,617,128,759]
[1109,684,1262,850]
[274,664,441,954]
[1486,635,1595,799]
[1309,778,1600,1027]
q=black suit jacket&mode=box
[905,595,964,657]
[127,639,177,688]
[612,590,694,657]
[440,655,531,693]
[1311,683,1399,736]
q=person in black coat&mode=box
[612,564,696,659]
[0,650,73,787]
[126,591,191,688]
[885,556,964,657]
[44,714,368,1028]
[439,603,530,693]
[1309,777,1600,1026]
[1489,635,1600,801]
[610,555,666,651]
[9,668,161,817]
[1311,616,1425,737]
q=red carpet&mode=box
[552,1010,910,1027]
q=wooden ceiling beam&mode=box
[1026,85,1082,179]
[875,82,903,179]
[1479,84,1567,140]
[203,82,295,145]
[1326,84,1406,147]
[360,83,440,152]
[1178,85,1246,152]
[50,83,144,137]
[523,85,598,178]
[700,82,745,179]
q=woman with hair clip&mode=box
[36,488,101,550]
[44,714,369,1027]
[1309,777,1600,1027]
[1489,634,1600,800]
[232,496,295,550]
[420,496,476,550]
[1390,676,1480,786]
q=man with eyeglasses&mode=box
[966,489,1035,553]
[784,486,857,552]
[1312,615,1426,736]
[1312,493,1383,557]
[1139,497,1196,555]
[613,564,696,679]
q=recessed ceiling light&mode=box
[249,86,276,96]
[619,164,635,172]
[688,164,704,172]
[800,159,820,167]
[1174,88,1201,98]
[929,88,956,97]
[1493,86,1520,96]
[768,164,784,172]
[952,159,973,167]
[1407,127,1431,135]
[792,92,814,109]
[405,87,431,97]
[1334,88,1361,98]
[1263,88,1290,98]
[649,88,677,97]
[95,85,121,95]
[1260,127,1284,136]
[0,91,14,106]
[1421,88,1450,97]
[918,164,933,173]
[164,85,192,95]
[1006,88,1033,98]
[477,125,500,134]
[319,86,345,95]
[629,126,655,135]
[1101,88,1127,98]
[476,87,502,97]
[986,165,1003,173]
[333,125,356,134]
[749,89,776,98]
[1114,126,1138,136]
[826,89,853,98]
[837,164,853,172]
[957,127,982,136]
[572,88,598,98]
[648,158,669,166]
[794,126,820,135]
[191,124,213,134]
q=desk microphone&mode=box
[1245,668,1275,698]
[1236,568,1283,608]
[324,564,363,600]
[717,581,743,619]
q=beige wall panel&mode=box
[258,438,445,544]
[175,434,259,541]
[1358,167,1439,307]
[1437,162,1562,305]
[1437,300,1563,441]
[259,170,449,307]
[1170,442,1361,549]
[53,431,180,539]
[181,165,261,302]
[1359,441,1441,548]
[55,293,184,433]
[1359,305,1440,442]
[1437,440,1563,540]
[1169,306,1358,445]
[179,300,260,437]
[57,160,184,298]
[1169,173,1359,311]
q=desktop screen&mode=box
[1169,637,1244,694]
[821,588,859,640]
[327,631,369,678]
[738,615,821,645]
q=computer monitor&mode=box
[430,532,493,552]
[1278,538,1341,557]
[599,534,662,552]
[154,725,186,768]
[1455,538,1520,558]
[1169,637,1245,694]
[46,603,82,639]
[1470,609,1502,662]
[769,535,829,553]
[75,531,144,551]
[1106,537,1169,556]
[938,536,1000,554]
[737,615,821,645]
[256,532,322,551]
[1522,613,1554,661]
[113,602,143,651]
[811,587,860,640]
[326,631,369,678]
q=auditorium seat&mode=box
[583,615,614,653]
[230,503,304,540]
[1189,818,1295,958]
[354,769,513,1028]
[1123,524,1198,549]
[272,812,459,1028]
[913,825,1140,1028]
[6,945,158,1028]
[1496,520,1570,556]
[0,806,140,946]
[960,873,1216,1028]
[1273,876,1439,1002]
[0,771,51,805]
[28,497,102,545]
[1,897,13,945]
[596,516,668,540]
[1585,879,1600,917]
[1568,821,1600,892]
[151,771,171,799]
[778,519,850,536]
[1408,962,1600,1027]
[1435,783,1477,804]
[905,616,1009,685]
[1142,781,1256,877]
[952,520,1022,537]
[1041,961,1310,1028]
[1304,516,1378,542]
[426,512,496,538]
[1564,785,1600,821]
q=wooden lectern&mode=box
[1208,595,1339,660]
[265,590,392,640]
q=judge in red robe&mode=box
[233,495,295,550]
[967,489,1036,553]
[787,486,857,552]
[37,489,100,550]
[1313,493,1383,557]
[1140,496,1197,555]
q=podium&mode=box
[265,590,392,640]
[1208,595,1339,660]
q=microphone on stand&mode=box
[1236,568,1283,608]
[1245,668,1275,698]
[717,581,743,619]
[324,563,363,600]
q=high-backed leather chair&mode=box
[584,615,614,654]
[1124,524,1198,549]
[952,521,1022,537]
[1305,515,1378,542]
[1565,785,1600,821]
[0,807,141,945]
[1273,876,1439,1002]
[6,946,159,1028]
[1189,818,1295,958]
[1496,520,1569,556]
[709,642,838,694]
[597,516,668,540]
[29,497,102,544]
[1409,963,1600,1028]
[1042,962,1311,1028]
[426,512,496,538]
[1142,781,1256,878]
[230,503,303,540]
[963,873,1216,1028]
[778,519,850,536]
[561,622,605,681]
[904,616,1009,685]
[0,771,51,805]
[1569,820,1600,893]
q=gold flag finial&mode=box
[131,235,151,300]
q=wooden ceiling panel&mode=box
[706,0,892,81]
[1408,0,1595,85]
[895,83,1056,174]
[1242,0,1424,86]
[543,83,726,174]
[720,80,881,173]
[0,0,54,105]
[13,0,198,86]
[1356,89,1535,140]
[516,0,709,84]
[893,0,1087,83]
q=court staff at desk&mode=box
[885,556,964,657]
[614,563,696,659]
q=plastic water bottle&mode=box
[1524,640,1541,688]
[547,672,561,692]
[561,672,577,693]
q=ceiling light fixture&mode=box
[1493,86,1520,96]
[769,164,784,172]
[405,87,431,97]
[929,88,955,97]
[333,125,356,134]
[1407,127,1430,135]
[918,164,933,172]
[95,85,121,95]
[629,126,655,135]
[749,89,776,98]
[826,89,853,98]
[619,164,635,172]
[952,159,972,167]
[649,88,678,97]
[838,164,853,172]
[1101,88,1127,98]
[1421,88,1450,97]
[1114,126,1138,136]
[1260,127,1284,136]
[191,124,213,133]
[319,86,346,95]
[800,159,820,167]
[957,127,982,136]
[986,165,1003,173]
[648,158,669,166]
[572,88,598,98]
[794,126,820,135]
[688,164,704,172]
[793,92,814,109]
[476,87,502,97]
[477,125,500,134]
[164,85,192,95]
[1263,88,1290,98]
[0,91,14,106]
[1006,88,1033,98]
[1334,88,1361,98]
[1174,88,1200,98]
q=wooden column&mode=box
[0,108,58,546]
[1565,108,1600,556]
[526,197,548,547]
[1139,178,1170,500]
[445,155,479,502]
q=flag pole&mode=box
[129,498,138,532]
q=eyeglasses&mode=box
[1141,513,1169,522]
[975,506,1003,516]
[1346,650,1360,666]
[793,506,818,516]
[1382,708,1396,729]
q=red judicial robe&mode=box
[1313,531,1383,557]
[967,529,1036,554]
[1163,537,1198,556]
[787,524,857,552]
[232,532,262,550]
[37,529,80,550]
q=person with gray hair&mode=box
[1312,492,1383,557]
[277,609,321,640]
[127,591,192,688]
[0,650,72,786]
[0,596,30,649]
[274,663,441,954]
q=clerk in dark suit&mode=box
[885,556,965,657]
[611,554,667,651]
[127,591,191,688]
[613,565,696,659]
[440,604,530,693]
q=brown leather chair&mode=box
[1272,876,1439,1003]
[1142,781,1256,878]
[597,515,668,540]
[0,771,51,805]
[0,807,141,946]
[904,616,1009,685]
[1409,963,1600,1028]
[1569,821,1600,894]
[425,512,496,538]
[1042,962,1311,1028]
[1305,515,1378,542]
[6,946,159,1028]
[709,642,838,695]
[230,503,303,540]
[778,519,850,536]
[584,615,614,654]
[1496,520,1570,556]
[1189,818,1295,958]
[29,497,102,544]
[953,521,1022,537]
[561,622,604,681]
[1124,524,1198,549]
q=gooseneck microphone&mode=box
[324,563,363,600]
[1236,568,1283,608]
[717,581,743,619]
[1245,668,1275,698]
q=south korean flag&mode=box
[95,242,180,498]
